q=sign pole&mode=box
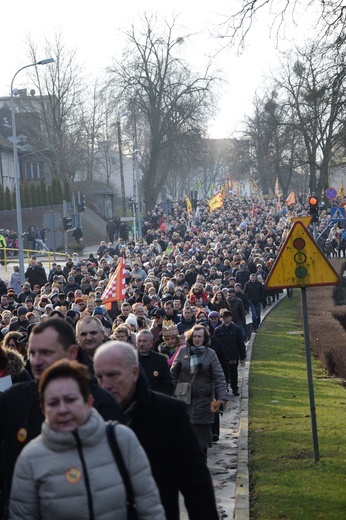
[301,287,320,463]
[265,220,341,462]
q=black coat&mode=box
[214,322,246,361]
[125,375,219,520]
[138,351,174,395]
[0,380,123,517]
[243,279,265,303]
[24,265,47,288]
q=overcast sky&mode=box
[1,0,318,138]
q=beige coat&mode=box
[10,408,165,520]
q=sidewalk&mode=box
[179,295,285,520]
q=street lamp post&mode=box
[10,58,55,283]
[133,110,142,239]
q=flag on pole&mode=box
[185,195,193,213]
[209,192,223,213]
[285,192,296,206]
[224,177,232,197]
[338,180,344,199]
[275,178,281,210]
[101,257,126,305]
[275,177,280,197]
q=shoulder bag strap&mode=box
[106,422,137,519]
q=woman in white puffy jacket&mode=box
[9,359,165,520]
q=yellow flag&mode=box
[285,192,296,206]
[209,193,223,213]
[185,195,192,213]
[338,180,344,199]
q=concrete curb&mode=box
[234,295,286,520]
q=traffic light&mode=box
[78,194,86,212]
[63,216,73,231]
[309,196,319,223]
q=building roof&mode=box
[71,180,115,195]
[0,134,13,152]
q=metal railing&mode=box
[0,248,66,272]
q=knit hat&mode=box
[17,306,28,317]
[208,311,220,318]
[138,295,149,307]
[125,315,138,329]
[92,307,103,316]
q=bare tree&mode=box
[25,33,86,180]
[107,15,218,212]
[242,91,308,198]
[274,42,346,196]
[219,1,345,50]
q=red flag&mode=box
[101,257,126,304]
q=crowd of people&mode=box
[0,194,334,519]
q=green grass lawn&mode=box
[249,297,346,519]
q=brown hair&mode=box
[3,330,27,357]
[39,359,91,406]
[185,324,210,346]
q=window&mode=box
[22,161,43,181]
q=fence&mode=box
[0,248,67,273]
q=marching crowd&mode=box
[0,195,315,519]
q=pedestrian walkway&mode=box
[179,295,285,519]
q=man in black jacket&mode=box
[214,309,246,396]
[136,330,174,395]
[0,318,122,519]
[24,256,47,288]
[243,272,265,332]
[94,341,219,520]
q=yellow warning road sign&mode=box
[290,215,313,227]
[265,221,340,289]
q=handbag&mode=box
[106,422,138,520]
[174,371,197,404]
[174,381,192,403]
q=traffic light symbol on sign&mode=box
[265,221,340,289]
[293,237,307,279]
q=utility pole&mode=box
[116,119,127,214]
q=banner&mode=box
[275,177,280,198]
[285,192,296,206]
[209,192,223,213]
[101,257,126,304]
[275,178,281,210]
[338,180,344,199]
[185,195,193,213]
